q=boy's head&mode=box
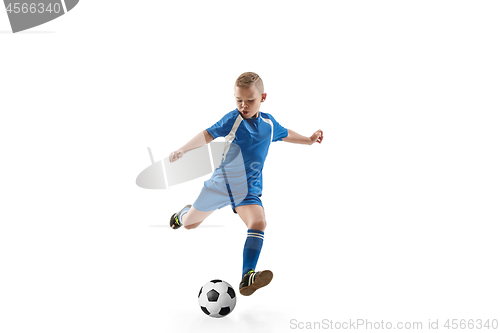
[234,72,267,119]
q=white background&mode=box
[1,1,499,332]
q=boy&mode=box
[168,72,323,296]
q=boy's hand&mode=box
[310,130,324,144]
[169,150,185,162]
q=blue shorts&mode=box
[193,179,263,213]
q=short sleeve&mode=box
[206,110,239,140]
[266,113,288,142]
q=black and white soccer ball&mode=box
[198,279,237,318]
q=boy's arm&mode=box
[283,129,323,145]
[169,130,214,162]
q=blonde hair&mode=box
[235,72,264,94]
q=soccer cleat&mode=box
[239,269,273,296]
[169,204,191,229]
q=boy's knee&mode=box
[250,219,266,231]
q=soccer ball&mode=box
[198,279,237,318]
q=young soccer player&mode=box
[168,72,323,296]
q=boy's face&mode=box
[234,85,267,119]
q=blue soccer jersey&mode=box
[206,109,288,198]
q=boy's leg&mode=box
[235,204,273,296]
[172,180,227,229]
[235,204,267,231]
[182,206,215,230]
[170,205,214,230]
[235,204,266,274]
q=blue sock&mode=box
[242,229,264,277]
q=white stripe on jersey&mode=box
[222,114,243,162]
[262,117,274,144]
